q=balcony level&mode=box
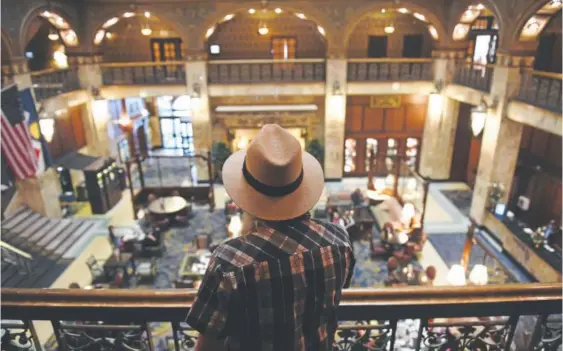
[1,283,561,350]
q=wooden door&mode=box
[450,103,472,182]
[150,38,182,62]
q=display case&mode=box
[84,158,122,214]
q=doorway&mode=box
[450,103,482,186]
[403,35,424,58]
[368,36,388,58]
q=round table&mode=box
[148,196,188,215]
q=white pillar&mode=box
[323,59,347,179]
[186,60,212,183]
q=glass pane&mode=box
[172,95,191,111]
[156,96,173,113]
[365,138,378,172]
[344,138,357,173]
[386,138,398,172]
[160,119,176,149]
[405,137,419,169]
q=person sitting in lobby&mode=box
[186,125,355,351]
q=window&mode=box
[403,35,424,58]
[368,36,387,58]
[150,38,182,62]
[156,95,194,153]
[365,138,378,172]
[272,37,296,60]
[344,138,357,173]
[405,137,419,168]
[385,138,398,172]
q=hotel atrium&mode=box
[0,0,561,349]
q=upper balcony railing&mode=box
[31,68,80,101]
[453,61,494,93]
[347,58,433,82]
[1,283,561,350]
[207,59,326,84]
[515,70,562,114]
[101,61,187,86]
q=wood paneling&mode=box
[405,104,426,131]
[47,105,87,159]
[69,106,86,150]
[384,107,405,131]
[450,103,473,183]
[363,107,384,131]
[346,106,363,131]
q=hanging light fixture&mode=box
[258,23,269,35]
[48,28,59,41]
[141,26,152,36]
[257,0,269,36]
[384,24,395,34]
[471,102,488,137]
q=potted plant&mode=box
[211,141,232,183]
[306,139,324,167]
[487,182,505,210]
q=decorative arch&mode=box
[19,4,80,51]
[90,8,189,49]
[195,5,336,55]
[450,1,503,44]
[344,1,448,47]
[513,0,562,44]
[2,29,15,62]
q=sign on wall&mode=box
[370,96,401,108]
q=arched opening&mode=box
[204,9,326,60]
[347,9,439,58]
[518,1,562,72]
[452,4,500,64]
[93,11,183,63]
[23,11,77,71]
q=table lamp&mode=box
[400,203,416,228]
[228,215,242,238]
[447,264,466,286]
[468,264,488,285]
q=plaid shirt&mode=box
[186,215,355,350]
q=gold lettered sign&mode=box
[370,96,401,108]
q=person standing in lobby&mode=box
[186,124,356,351]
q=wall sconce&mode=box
[191,82,202,111]
[470,96,496,137]
[332,81,343,96]
[39,118,55,142]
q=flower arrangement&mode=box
[488,182,505,209]
[531,226,547,248]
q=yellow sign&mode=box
[370,96,401,108]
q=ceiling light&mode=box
[476,3,485,10]
[317,25,326,36]
[223,14,234,21]
[295,13,306,19]
[428,25,439,40]
[413,12,426,21]
[258,24,269,35]
[453,24,470,40]
[123,12,135,18]
[94,30,106,45]
[102,17,119,29]
[275,8,282,14]
[144,11,151,18]
[60,30,78,46]
[398,8,409,14]
[42,11,52,17]
[248,8,256,14]
[460,9,480,23]
[105,32,114,39]
[141,27,152,36]
[381,9,386,13]
[48,29,59,41]
[384,25,395,34]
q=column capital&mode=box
[431,50,465,60]
[8,56,30,75]
[495,52,535,68]
[184,48,208,61]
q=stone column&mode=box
[8,57,33,90]
[469,55,526,224]
[418,51,463,179]
[323,59,347,180]
[186,58,212,183]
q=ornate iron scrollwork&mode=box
[532,315,562,351]
[0,321,38,351]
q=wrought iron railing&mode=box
[101,61,187,86]
[453,62,494,92]
[515,70,562,114]
[1,283,561,350]
[30,68,80,101]
[347,59,433,82]
[207,59,326,84]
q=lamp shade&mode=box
[469,264,488,285]
[471,104,487,137]
[39,118,55,142]
[447,264,466,286]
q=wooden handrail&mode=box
[2,283,560,322]
[208,58,325,64]
[30,68,70,77]
[347,58,433,63]
[100,61,186,68]
[529,69,563,80]
[0,240,32,260]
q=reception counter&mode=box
[483,212,561,283]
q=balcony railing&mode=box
[207,59,326,84]
[347,59,433,82]
[453,62,494,92]
[1,283,561,350]
[101,61,187,86]
[30,68,80,101]
[515,70,562,114]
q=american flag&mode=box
[1,85,38,179]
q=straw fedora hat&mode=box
[222,124,324,221]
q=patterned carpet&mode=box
[439,189,473,218]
